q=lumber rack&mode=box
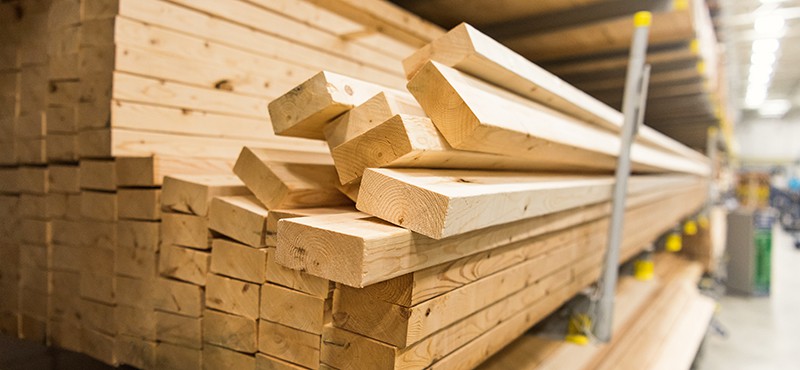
[593,11,654,342]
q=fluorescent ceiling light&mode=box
[750,64,774,76]
[751,52,777,65]
[752,39,780,54]
[758,99,791,117]
[749,73,771,84]
[754,15,786,36]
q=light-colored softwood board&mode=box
[20,218,52,245]
[265,248,331,299]
[117,0,404,89]
[80,219,117,250]
[260,283,327,335]
[158,244,211,286]
[80,298,117,335]
[18,166,48,194]
[46,105,78,134]
[161,174,248,216]
[268,71,406,140]
[0,167,20,194]
[48,319,82,353]
[46,133,80,163]
[117,219,160,250]
[115,304,157,341]
[265,206,360,234]
[161,212,211,250]
[155,342,202,370]
[117,188,161,220]
[80,327,117,366]
[276,181,706,287]
[163,0,404,74]
[16,137,47,165]
[356,169,694,239]
[203,344,257,370]
[256,353,311,370]
[79,270,116,305]
[115,334,157,370]
[153,277,205,318]
[544,42,698,77]
[203,308,258,354]
[48,52,80,81]
[116,155,235,187]
[116,275,156,310]
[80,190,117,222]
[407,61,709,176]
[15,113,46,139]
[210,238,268,284]
[19,314,47,344]
[155,310,202,349]
[233,146,351,210]
[258,320,321,369]
[116,243,158,279]
[205,273,261,320]
[79,159,116,191]
[208,195,268,248]
[323,91,425,149]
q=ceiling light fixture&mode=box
[751,52,777,65]
[754,15,786,37]
[758,99,791,117]
[752,38,780,54]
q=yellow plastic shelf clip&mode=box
[684,220,698,236]
[665,232,682,252]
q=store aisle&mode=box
[698,226,800,370]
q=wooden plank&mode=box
[407,61,710,176]
[79,159,116,191]
[118,188,161,220]
[115,335,157,370]
[203,344,256,370]
[161,212,211,250]
[155,310,202,349]
[210,238,268,283]
[81,328,117,366]
[258,320,321,369]
[161,174,248,216]
[256,353,309,370]
[203,309,258,354]
[116,155,235,187]
[233,147,351,210]
[118,219,159,250]
[323,91,424,149]
[80,190,117,221]
[116,244,158,279]
[268,71,401,139]
[266,248,330,298]
[116,276,156,310]
[357,169,686,239]
[404,24,708,164]
[116,305,157,340]
[154,277,204,317]
[206,273,260,319]
[260,283,327,335]
[18,166,48,194]
[332,114,589,185]
[46,133,80,163]
[159,244,210,286]
[208,195,268,248]
[276,181,705,287]
[156,342,201,370]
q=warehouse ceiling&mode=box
[717,0,800,121]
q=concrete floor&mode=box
[697,226,800,370]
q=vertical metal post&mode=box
[594,11,652,342]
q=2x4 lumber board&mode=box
[161,212,211,249]
[260,283,327,335]
[356,169,689,239]
[210,238,268,283]
[116,244,158,279]
[115,335,157,370]
[79,159,116,191]
[502,8,695,62]
[46,133,80,163]
[116,155,235,187]
[156,342,202,370]
[266,206,361,233]
[407,61,710,176]
[334,240,576,348]
[333,114,592,186]
[276,180,705,287]
[359,218,606,307]
[18,166,48,194]
[81,328,117,366]
[324,91,425,149]
[159,244,210,286]
[233,147,352,209]
[118,219,159,250]
[155,310,202,349]
[266,248,330,298]
[209,195,269,247]
[206,273,260,319]
[268,71,404,139]
[204,344,257,370]
[117,276,157,310]
[401,27,704,164]
[164,0,403,75]
[162,174,248,216]
[304,0,444,46]
[204,309,258,354]
[80,190,117,221]
[114,71,267,119]
[154,277,204,317]
[258,320,321,369]
[649,294,715,370]
[116,0,404,90]
[116,304,157,341]
[118,188,161,220]
[545,42,698,76]
[256,353,311,370]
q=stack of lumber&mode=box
[478,253,714,370]
[0,0,444,366]
[392,0,730,150]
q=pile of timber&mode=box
[478,253,715,370]
[394,0,729,149]
[0,0,444,366]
